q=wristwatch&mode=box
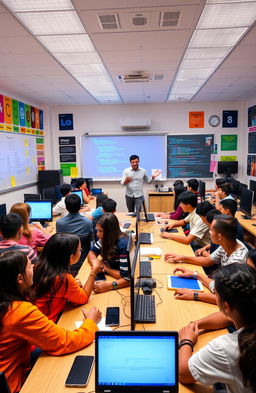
[194,292,199,301]
[112,281,118,290]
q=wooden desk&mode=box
[148,190,174,212]
[20,220,224,393]
[236,211,256,246]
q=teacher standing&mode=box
[121,154,161,212]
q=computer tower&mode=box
[38,170,63,196]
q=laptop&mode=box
[95,331,178,393]
[71,190,83,206]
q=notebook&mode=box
[167,275,203,291]
[95,331,178,393]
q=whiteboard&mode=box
[0,132,38,192]
[81,134,166,180]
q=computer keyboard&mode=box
[146,213,155,221]
[140,261,152,278]
[139,232,153,244]
[135,294,156,323]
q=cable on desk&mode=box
[154,287,163,306]
[112,323,131,331]
[116,290,130,319]
[156,278,163,288]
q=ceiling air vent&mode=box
[153,74,165,81]
[118,73,151,83]
[132,14,148,26]
[98,14,120,30]
[160,11,181,27]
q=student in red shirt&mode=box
[0,251,101,393]
[33,233,101,322]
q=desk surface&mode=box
[20,218,225,393]
[236,210,256,237]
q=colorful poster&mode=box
[35,108,40,129]
[247,155,256,176]
[4,96,12,124]
[248,105,256,127]
[0,94,4,123]
[39,109,44,130]
[221,135,237,151]
[189,112,204,128]
[60,163,76,176]
[12,99,19,125]
[19,102,25,127]
[220,156,237,161]
[25,104,31,127]
[31,106,35,128]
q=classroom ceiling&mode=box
[0,0,256,106]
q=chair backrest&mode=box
[24,193,41,201]
[42,187,58,204]
[69,232,92,276]
[0,372,11,393]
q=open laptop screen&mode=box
[71,190,83,206]
[95,331,178,393]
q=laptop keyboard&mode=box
[140,261,152,278]
[146,213,155,221]
[139,232,152,244]
[135,294,156,323]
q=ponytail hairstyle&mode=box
[33,233,80,312]
[215,263,256,392]
[10,203,32,238]
[97,213,126,261]
[0,251,29,329]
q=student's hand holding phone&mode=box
[179,322,199,345]
[165,222,175,230]
[173,267,195,277]
[82,307,102,324]
[174,288,194,300]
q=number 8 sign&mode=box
[222,110,238,128]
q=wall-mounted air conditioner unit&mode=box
[120,118,151,130]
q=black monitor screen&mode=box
[217,161,238,175]
[250,180,256,205]
[199,180,205,200]
[0,204,7,219]
[240,188,253,218]
[130,242,140,331]
[25,200,52,221]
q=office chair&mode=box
[70,233,92,276]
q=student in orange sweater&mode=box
[33,233,101,323]
[0,251,101,393]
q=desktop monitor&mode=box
[0,203,7,219]
[95,330,178,393]
[42,187,58,204]
[71,190,83,206]
[229,179,240,198]
[84,177,93,193]
[198,180,205,200]
[25,200,53,222]
[249,180,256,205]
[238,183,248,198]
[217,161,238,177]
[239,188,253,219]
[24,193,41,201]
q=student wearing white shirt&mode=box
[121,154,161,212]
[179,263,256,393]
[52,183,71,217]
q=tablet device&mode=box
[167,275,203,291]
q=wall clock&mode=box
[209,115,220,127]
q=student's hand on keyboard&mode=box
[179,322,199,344]
[173,267,194,277]
[164,253,182,263]
[93,281,112,294]
[82,306,102,324]
[165,222,175,230]
[174,288,194,300]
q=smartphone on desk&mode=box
[95,272,106,281]
[65,355,94,387]
[106,307,120,326]
[123,222,131,229]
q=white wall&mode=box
[49,101,246,211]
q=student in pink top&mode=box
[10,203,52,256]
[33,233,101,322]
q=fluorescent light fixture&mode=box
[54,52,102,65]
[168,94,194,101]
[181,58,222,69]
[65,64,106,74]
[84,84,118,95]
[184,47,232,60]
[190,28,247,48]
[177,68,214,80]
[1,0,73,12]
[38,34,95,52]
[198,3,256,29]
[16,11,84,35]
[74,75,111,84]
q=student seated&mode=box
[165,215,248,270]
[10,203,51,256]
[215,182,234,209]
[86,195,117,221]
[52,183,71,217]
[187,178,201,202]
[33,233,101,323]
[75,177,93,205]
[195,207,221,257]
[0,213,38,263]
[156,185,187,220]
[178,263,256,393]
[88,213,130,293]
[0,251,101,393]
[219,198,244,242]
[56,194,93,238]
[160,191,210,248]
